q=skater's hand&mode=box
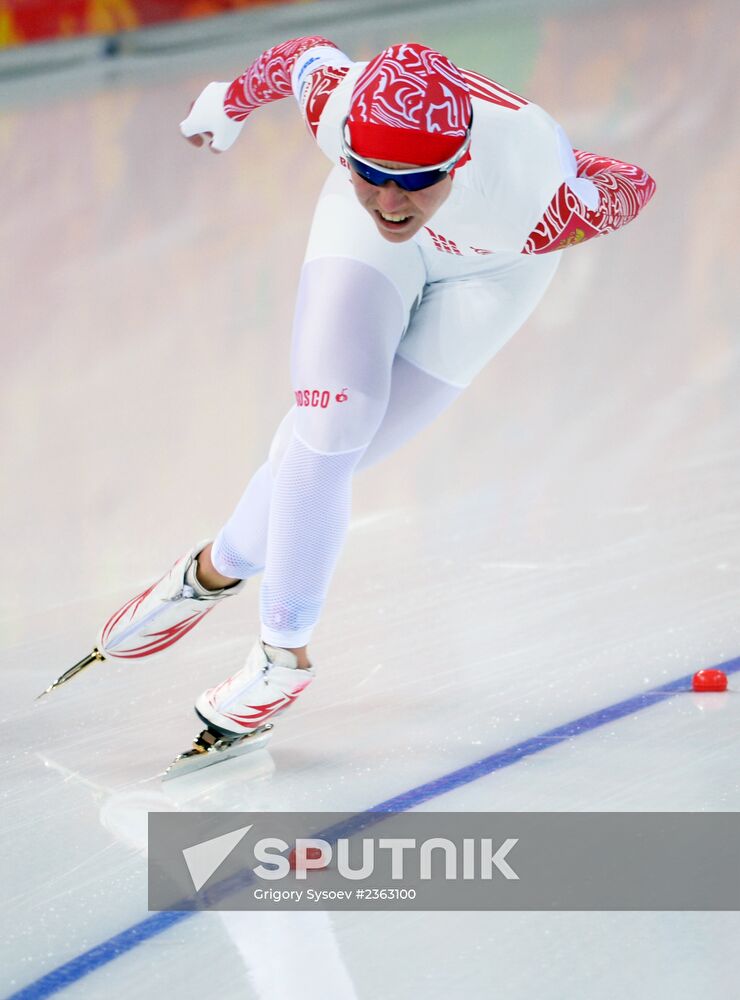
[180,81,244,153]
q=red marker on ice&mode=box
[691,669,728,692]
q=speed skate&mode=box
[36,541,314,779]
[162,723,274,780]
[36,540,243,699]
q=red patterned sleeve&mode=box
[224,36,340,121]
[523,151,656,254]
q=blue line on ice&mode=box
[9,655,740,1000]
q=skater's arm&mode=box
[224,36,350,120]
[180,37,351,152]
[571,149,657,236]
[522,148,656,254]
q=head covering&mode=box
[347,42,471,166]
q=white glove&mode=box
[179,81,245,152]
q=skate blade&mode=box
[161,724,273,781]
[36,648,106,699]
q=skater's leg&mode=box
[193,256,422,737]
[203,461,273,587]
[260,256,408,650]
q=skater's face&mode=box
[349,161,453,243]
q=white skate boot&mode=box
[38,541,245,696]
[98,540,245,660]
[163,642,315,779]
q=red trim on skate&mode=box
[100,579,159,648]
[104,608,213,659]
[218,682,311,729]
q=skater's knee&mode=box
[268,400,384,470]
[293,389,387,454]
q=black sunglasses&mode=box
[340,114,472,192]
